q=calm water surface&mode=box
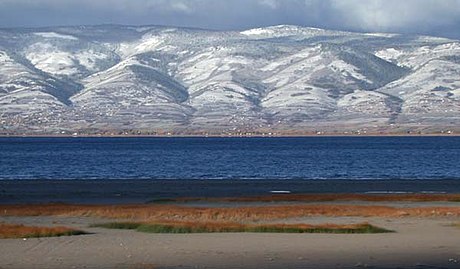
[0,136,459,180]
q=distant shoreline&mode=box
[0,133,459,138]
[3,179,460,205]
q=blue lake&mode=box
[1,137,460,203]
[0,136,459,180]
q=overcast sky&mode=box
[1,0,460,38]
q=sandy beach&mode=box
[1,197,460,269]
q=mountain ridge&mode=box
[0,24,459,135]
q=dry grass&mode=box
[0,223,86,239]
[1,204,460,222]
[161,193,460,203]
[93,221,392,234]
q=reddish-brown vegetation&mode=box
[0,223,85,239]
[1,203,460,222]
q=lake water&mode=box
[1,136,460,180]
[1,136,460,203]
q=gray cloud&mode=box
[0,0,460,38]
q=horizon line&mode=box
[0,23,456,40]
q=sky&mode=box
[1,0,460,38]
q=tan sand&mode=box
[1,202,460,269]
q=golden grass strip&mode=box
[2,204,460,222]
[0,223,86,239]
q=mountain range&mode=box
[0,25,459,135]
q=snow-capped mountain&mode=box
[0,25,459,135]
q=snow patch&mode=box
[416,36,453,43]
[240,28,274,37]
[118,35,163,58]
[26,43,79,76]
[364,33,398,38]
[134,26,155,32]
[75,50,110,72]
[0,51,12,62]
[329,60,371,83]
[375,48,404,62]
[240,25,327,39]
[34,32,78,41]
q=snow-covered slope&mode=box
[0,25,459,134]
